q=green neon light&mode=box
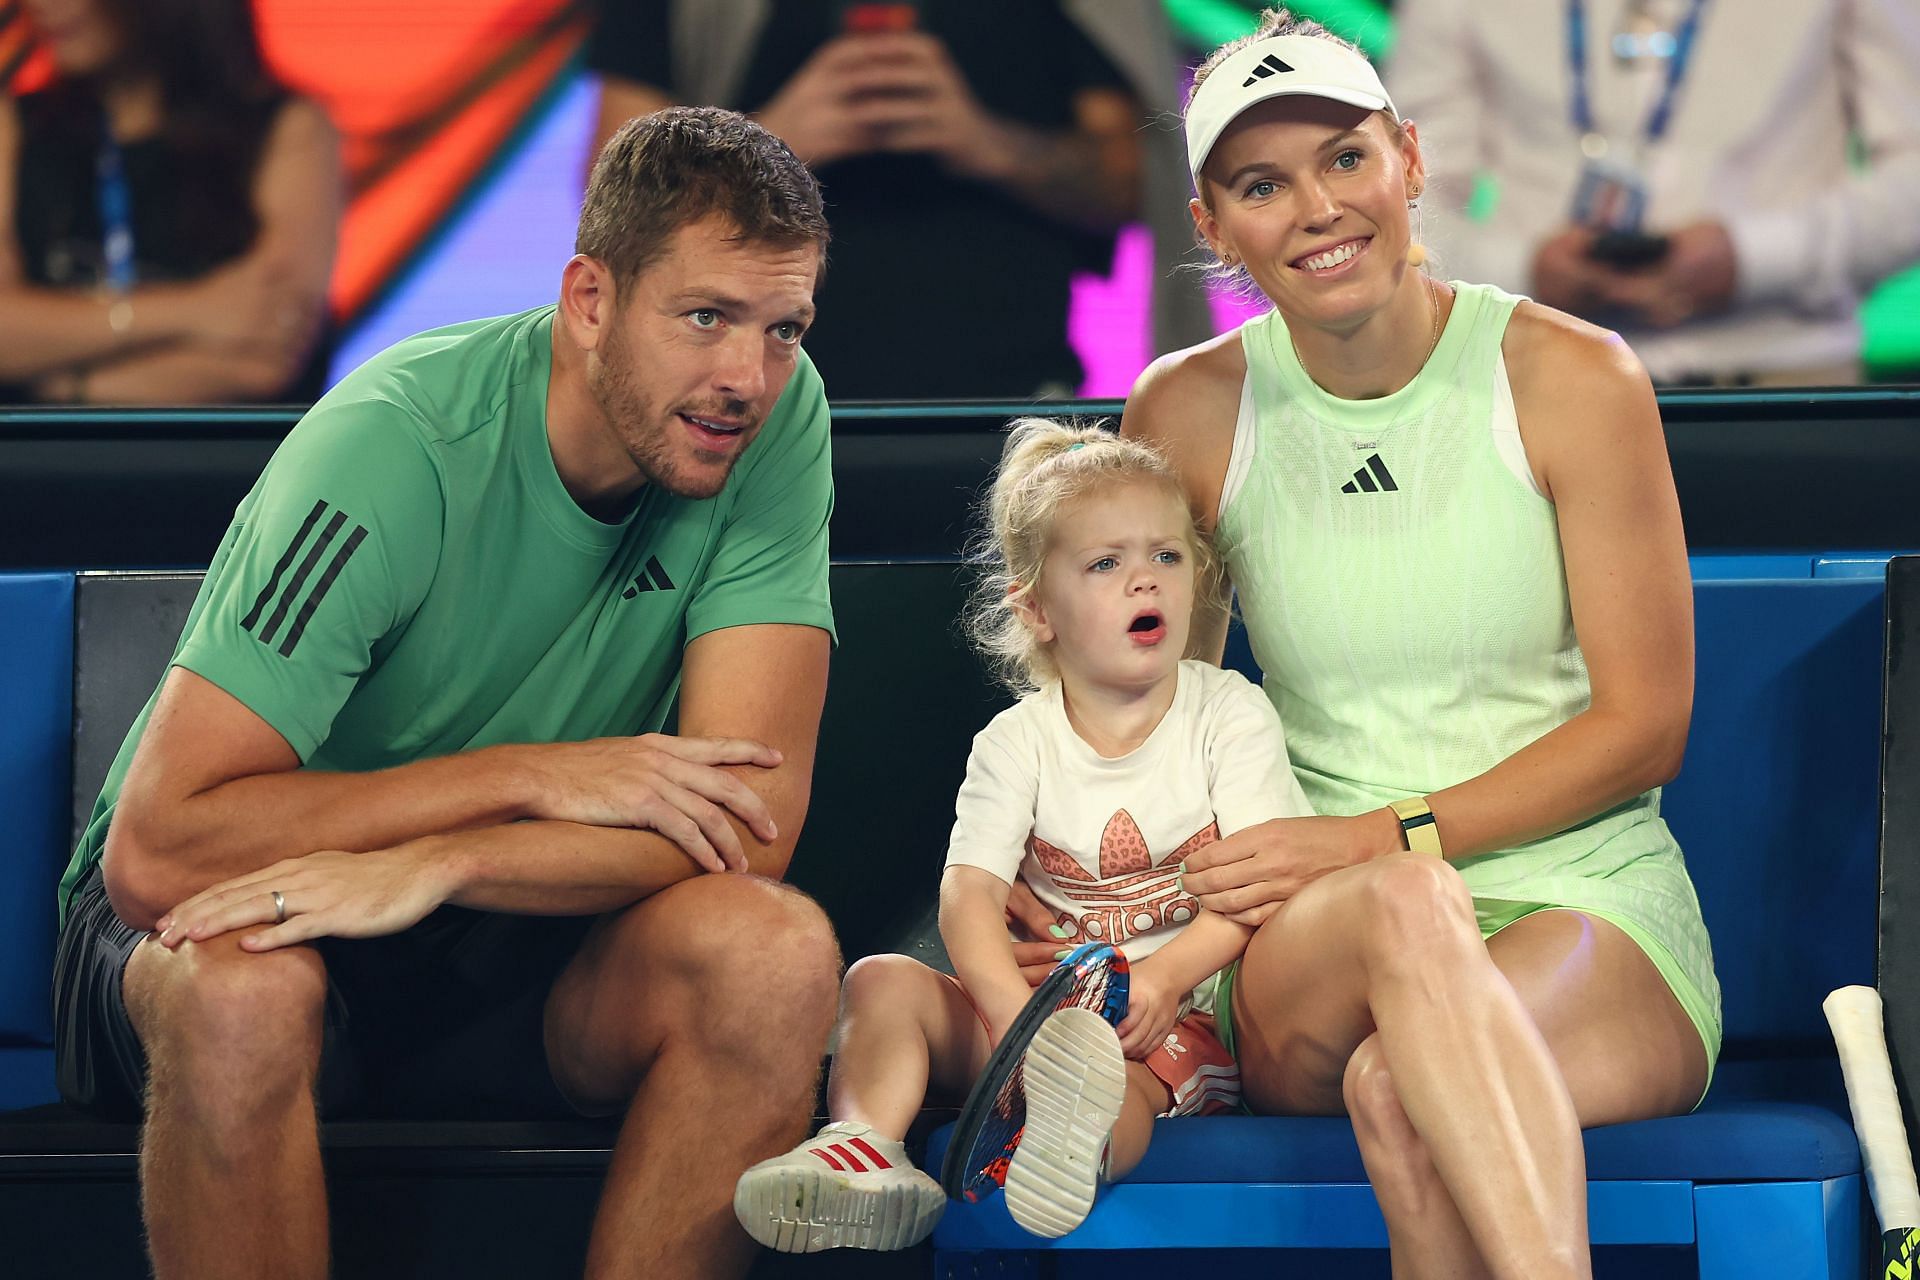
[1164,0,1393,59]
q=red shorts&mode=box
[948,974,1241,1118]
[1142,1011,1241,1117]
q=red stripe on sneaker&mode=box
[810,1147,846,1171]
[848,1137,893,1170]
[829,1143,867,1172]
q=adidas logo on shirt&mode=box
[1341,454,1399,494]
[1241,54,1295,87]
[621,555,676,599]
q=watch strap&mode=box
[1388,796,1444,857]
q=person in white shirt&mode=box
[732,419,1310,1252]
[1387,0,1920,384]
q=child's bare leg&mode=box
[735,955,981,1254]
[828,954,992,1139]
[1104,1060,1170,1180]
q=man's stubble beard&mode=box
[590,321,745,502]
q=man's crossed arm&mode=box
[105,623,831,947]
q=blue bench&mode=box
[927,556,1897,1279]
[0,556,1900,1278]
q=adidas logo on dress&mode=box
[1341,454,1399,494]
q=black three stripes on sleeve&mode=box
[239,499,371,659]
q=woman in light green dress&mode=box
[1118,13,1719,1278]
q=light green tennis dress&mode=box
[1213,281,1721,1081]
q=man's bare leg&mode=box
[545,874,841,1280]
[123,932,330,1280]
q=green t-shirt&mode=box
[59,305,835,921]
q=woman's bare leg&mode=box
[1231,854,1706,1280]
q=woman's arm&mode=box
[1412,306,1691,855]
[63,98,342,402]
[1121,336,1246,665]
[940,866,1034,1042]
[1178,306,1693,922]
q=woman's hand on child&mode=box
[1004,879,1084,983]
[1005,879,1078,941]
[1115,959,1182,1059]
[1013,941,1069,985]
[1182,815,1394,926]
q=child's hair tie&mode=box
[1066,442,1088,452]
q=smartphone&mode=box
[840,2,918,34]
[1587,230,1670,269]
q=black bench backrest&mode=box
[68,565,1010,968]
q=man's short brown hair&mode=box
[576,106,830,287]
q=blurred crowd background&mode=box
[4,0,1917,405]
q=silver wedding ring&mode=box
[271,890,286,924]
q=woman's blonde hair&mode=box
[965,418,1223,695]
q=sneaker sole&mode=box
[1003,1005,1128,1238]
[733,1163,946,1253]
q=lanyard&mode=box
[95,131,136,293]
[1567,0,1708,151]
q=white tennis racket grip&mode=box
[1825,985,1920,1230]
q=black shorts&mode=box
[53,866,596,1122]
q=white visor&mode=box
[1186,35,1398,186]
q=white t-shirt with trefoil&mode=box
[945,660,1312,1012]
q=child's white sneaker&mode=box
[1003,1005,1128,1238]
[733,1120,946,1252]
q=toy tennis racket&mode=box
[940,940,1128,1203]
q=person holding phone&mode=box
[1387,0,1920,386]
[585,1,1203,399]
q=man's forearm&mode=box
[109,743,545,919]
[420,819,720,916]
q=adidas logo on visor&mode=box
[1241,54,1295,87]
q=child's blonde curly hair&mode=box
[964,418,1225,695]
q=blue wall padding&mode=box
[0,573,72,1046]
[1666,578,1884,1044]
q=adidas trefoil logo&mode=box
[1241,53,1295,87]
[1341,454,1399,494]
[621,555,676,599]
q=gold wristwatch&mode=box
[1388,796,1444,857]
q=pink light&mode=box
[1069,224,1270,398]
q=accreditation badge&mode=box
[1570,136,1650,232]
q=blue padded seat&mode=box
[929,1103,1858,1188]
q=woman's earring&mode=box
[1406,242,1429,268]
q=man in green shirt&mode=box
[51,108,839,1279]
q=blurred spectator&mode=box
[0,0,339,403]
[1388,0,1920,385]
[589,0,1209,399]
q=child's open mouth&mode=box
[1128,611,1166,645]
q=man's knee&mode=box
[126,935,326,1109]
[617,875,841,1036]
